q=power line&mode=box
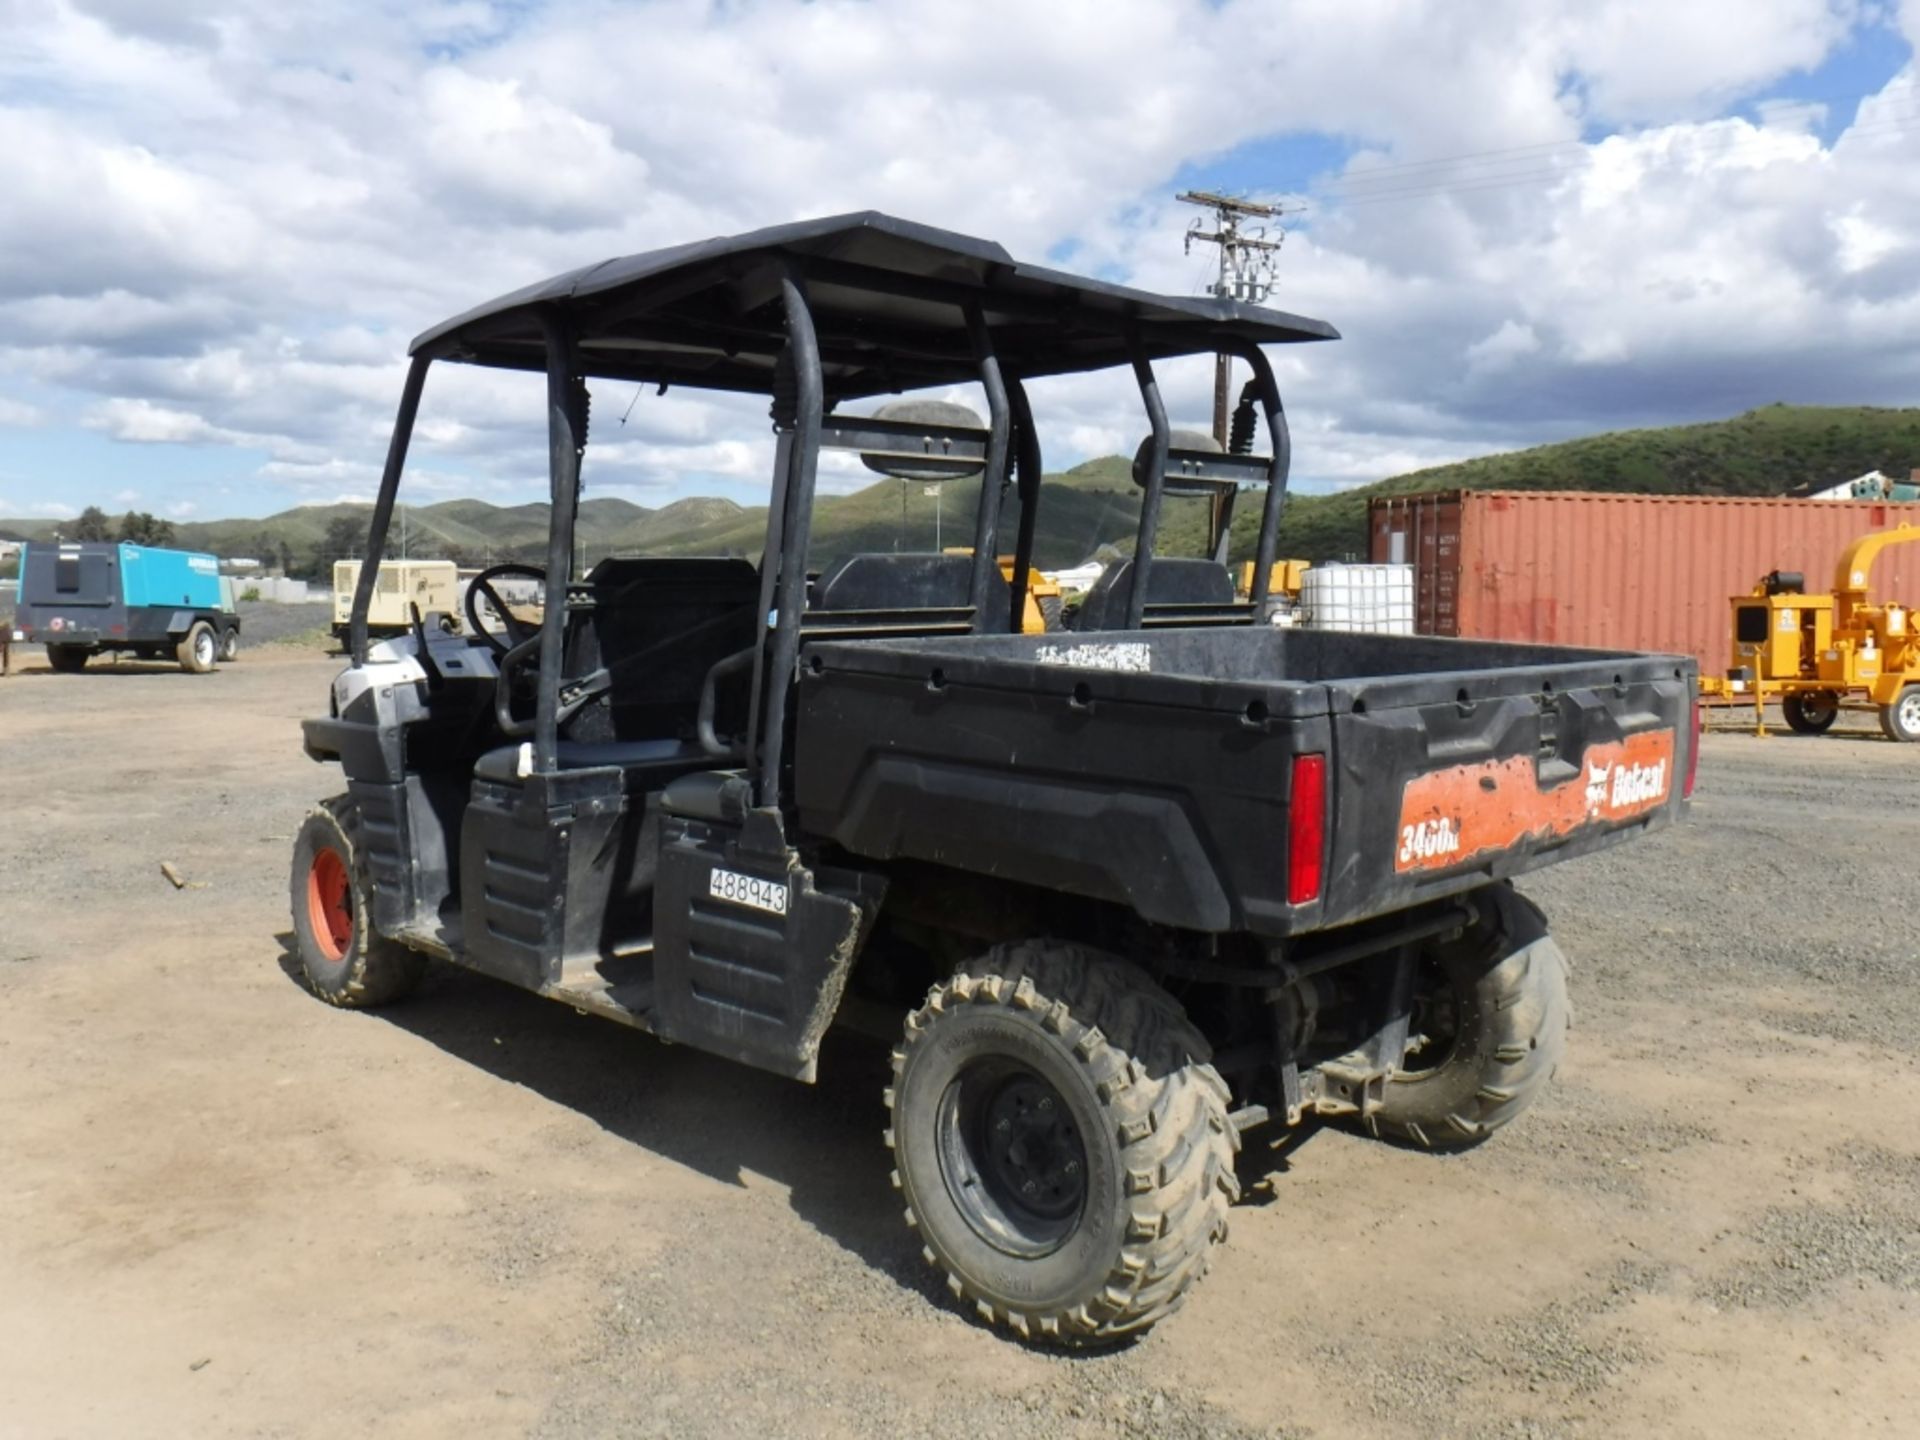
[1323,106,1920,198]
[1291,105,1920,213]
[1297,77,1920,194]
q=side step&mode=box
[540,951,657,1033]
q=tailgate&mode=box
[1318,653,1695,926]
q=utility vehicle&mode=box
[12,541,239,672]
[293,214,1696,1344]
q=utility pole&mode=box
[1177,191,1285,445]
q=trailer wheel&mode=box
[289,798,426,1008]
[177,622,217,674]
[888,941,1238,1347]
[1880,685,1920,743]
[1365,884,1569,1152]
[45,644,90,673]
[217,627,240,662]
[1782,692,1839,734]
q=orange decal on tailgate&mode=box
[1395,729,1675,873]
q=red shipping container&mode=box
[1368,490,1920,678]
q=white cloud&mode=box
[113,487,140,503]
[166,500,197,517]
[32,501,76,518]
[84,397,248,446]
[0,0,1912,519]
[1466,321,1544,375]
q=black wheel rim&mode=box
[1401,958,1464,1078]
[935,1059,1088,1259]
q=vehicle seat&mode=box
[806,552,1011,633]
[562,557,761,745]
[1072,557,1238,631]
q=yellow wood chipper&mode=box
[1707,522,1920,740]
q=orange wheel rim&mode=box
[307,849,352,963]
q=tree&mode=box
[313,514,367,577]
[117,511,175,546]
[73,506,113,541]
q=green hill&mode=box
[6,405,1918,576]
[1156,403,1920,562]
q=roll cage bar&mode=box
[348,213,1337,803]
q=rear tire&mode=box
[45,644,90,673]
[888,941,1238,1347]
[217,627,240,662]
[1366,884,1569,1152]
[1879,685,1920,742]
[177,621,217,674]
[1782,692,1839,735]
[289,798,426,1008]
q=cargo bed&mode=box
[794,627,1695,937]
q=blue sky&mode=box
[0,0,1916,526]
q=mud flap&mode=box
[653,810,884,1082]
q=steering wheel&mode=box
[465,563,546,657]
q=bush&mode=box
[239,586,261,602]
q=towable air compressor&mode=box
[10,541,239,673]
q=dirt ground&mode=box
[1,649,1915,1440]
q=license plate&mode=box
[708,867,789,916]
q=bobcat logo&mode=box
[1584,759,1611,811]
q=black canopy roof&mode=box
[410,212,1338,401]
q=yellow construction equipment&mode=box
[1237,558,1310,602]
[998,556,1064,633]
[1712,522,1920,740]
[944,550,1062,632]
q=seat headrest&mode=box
[859,399,988,482]
[1131,428,1223,498]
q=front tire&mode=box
[1367,884,1569,1152]
[1782,692,1839,735]
[888,941,1238,1346]
[177,621,216,674]
[45,644,90,673]
[289,798,426,1007]
[1880,685,1920,742]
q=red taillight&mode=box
[1683,700,1701,799]
[1287,753,1327,905]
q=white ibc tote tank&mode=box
[1300,563,1415,634]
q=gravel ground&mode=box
[232,599,333,646]
[0,660,1915,1439]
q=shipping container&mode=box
[1369,490,1920,680]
